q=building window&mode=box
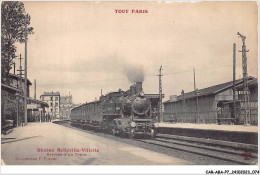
[51,109,52,112]
[50,97,52,101]
[55,102,58,106]
[50,102,52,106]
[55,97,58,101]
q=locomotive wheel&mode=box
[150,129,156,139]
[129,128,135,138]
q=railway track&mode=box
[54,120,258,165]
[137,134,257,165]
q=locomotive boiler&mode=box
[70,82,160,138]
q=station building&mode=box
[163,77,258,124]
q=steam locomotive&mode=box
[70,82,161,138]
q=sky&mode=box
[13,1,258,104]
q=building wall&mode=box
[60,96,73,119]
[215,89,235,101]
[163,89,236,124]
[249,86,258,101]
[40,95,60,118]
[237,86,258,125]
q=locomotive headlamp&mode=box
[154,123,159,128]
[139,91,144,97]
[130,122,136,127]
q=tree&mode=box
[1,1,33,84]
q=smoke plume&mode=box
[124,64,145,83]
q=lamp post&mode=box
[195,89,200,124]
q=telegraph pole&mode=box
[17,54,24,91]
[237,32,250,125]
[17,54,24,126]
[193,68,200,123]
[157,65,163,122]
[181,90,186,118]
[34,79,36,99]
[24,18,28,125]
[193,68,196,91]
[232,43,236,121]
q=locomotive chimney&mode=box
[130,85,135,95]
[136,82,143,94]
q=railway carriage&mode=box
[71,82,161,138]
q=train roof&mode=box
[71,100,100,111]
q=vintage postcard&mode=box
[1,1,259,174]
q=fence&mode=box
[163,105,258,125]
[163,110,218,124]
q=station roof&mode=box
[164,77,255,104]
[235,78,258,90]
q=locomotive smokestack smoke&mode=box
[124,64,145,83]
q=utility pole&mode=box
[232,43,236,122]
[237,32,250,125]
[34,79,36,99]
[17,54,24,126]
[157,66,163,122]
[181,90,186,118]
[24,17,28,125]
[193,68,200,124]
[18,54,24,95]
[193,68,196,91]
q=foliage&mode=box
[1,90,16,129]
[1,89,24,130]
[1,1,33,84]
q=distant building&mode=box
[40,92,60,119]
[163,77,257,124]
[60,95,73,119]
[27,98,49,122]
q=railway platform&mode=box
[1,122,192,165]
[156,123,258,145]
